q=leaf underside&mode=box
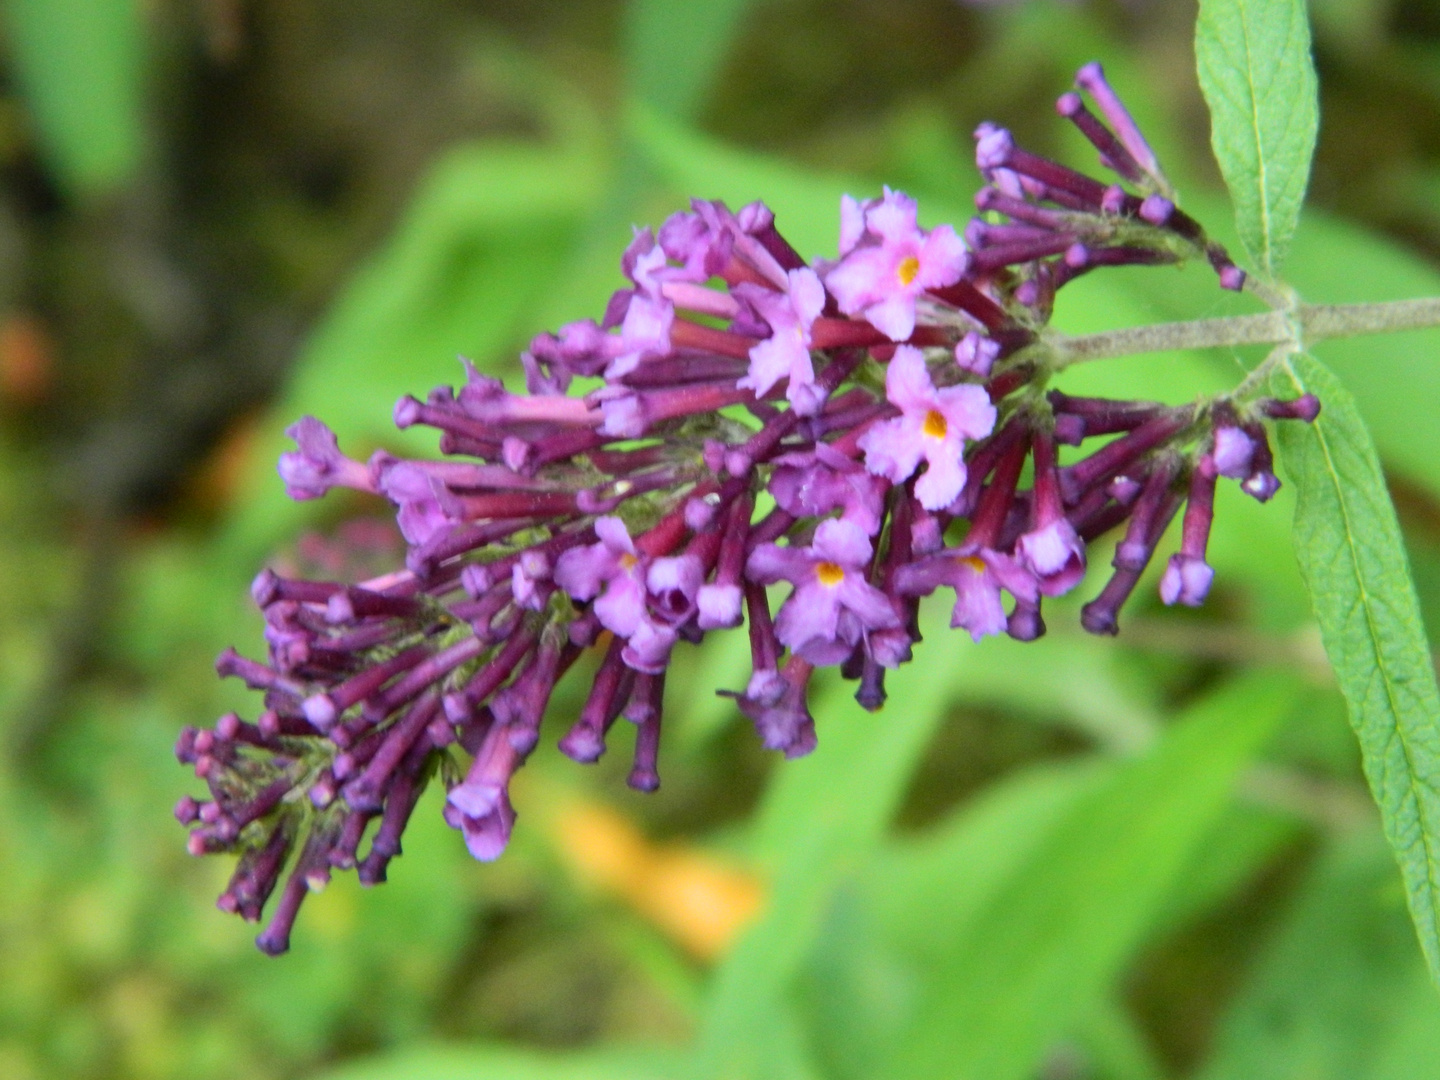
[1196,0,1319,278]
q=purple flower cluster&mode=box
[178,63,1319,953]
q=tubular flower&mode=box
[738,267,828,414]
[824,187,969,341]
[858,344,996,510]
[746,518,902,667]
[179,65,1321,953]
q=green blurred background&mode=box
[6,1,1440,1078]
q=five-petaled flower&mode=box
[858,345,996,510]
[746,518,902,667]
[825,187,968,341]
[738,267,827,414]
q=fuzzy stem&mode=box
[1053,297,1440,367]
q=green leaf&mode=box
[693,644,958,1079]
[803,761,1112,1080]
[1283,211,1440,496]
[867,761,1112,956]
[2,0,144,195]
[1153,799,1302,938]
[882,673,1296,1080]
[1272,351,1440,983]
[1073,997,1169,1080]
[625,0,759,122]
[313,1043,682,1080]
[627,101,972,263]
[216,140,607,565]
[1197,830,1440,1080]
[902,628,1161,753]
[1195,0,1319,277]
[1363,960,1440,1080]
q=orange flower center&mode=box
[922,409,948,439]
[816,561,845,587]
[960,555,986,573]
[619,552,639,571]
[896,255,921,286]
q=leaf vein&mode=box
[1281,356,1440,943]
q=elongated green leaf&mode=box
[1196,0,1318,277]
[1284,212,1440,496]
[1272,351,1440,982]
[867,761,1111,956]
[1074,997,1169,1080]
[3,0,144,194]
[883,673,1296,1080]
[694,636,958,1079]
[627,101,972,263]
[216,140,607,565]
[1154,799,1302,936]
[314,1043,682,1080]
[799,761,1110,1080]
[625,0,758,122]
[1198,830,1440,1080]
[1364,960,1440,1080]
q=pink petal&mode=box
[864,292,917,342]
[622,619,678,674]
[697,583,743,629]
[834,577,902,630]
[811,518,873,567]
[594,515,636,556]
[553,543,615,601]
[937,384,998,441]
[865,188,919,241]
[915,448,967,510]
[458,794,516,862]
[744,333,801,398]
[979,549,1039,605]
[1016,520,1087,596]
[746,543,815,586]
[859,416,924,484]
[594,573,646,638]
[825,243,894,313]
[627,239,668,293]
[839,194,869,255]
[884,345,937,413]
[916,225,968,289]
[949,563,1008,642]
[789,267,826,325]
[774,582,842,653]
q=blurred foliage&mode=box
[2,0,144,195]
[5,1,1440,1079]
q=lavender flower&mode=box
[554,516,649,638]
[747,518,902,666]
[825,188,968,340]
[180,63,1321,953]
[737,268,827,413]
[858,345,996,510]
[278,417,375,500]
[1014,429,1087,596]
[897,549,1038,642]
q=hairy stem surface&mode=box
[1054,297,1440,366]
